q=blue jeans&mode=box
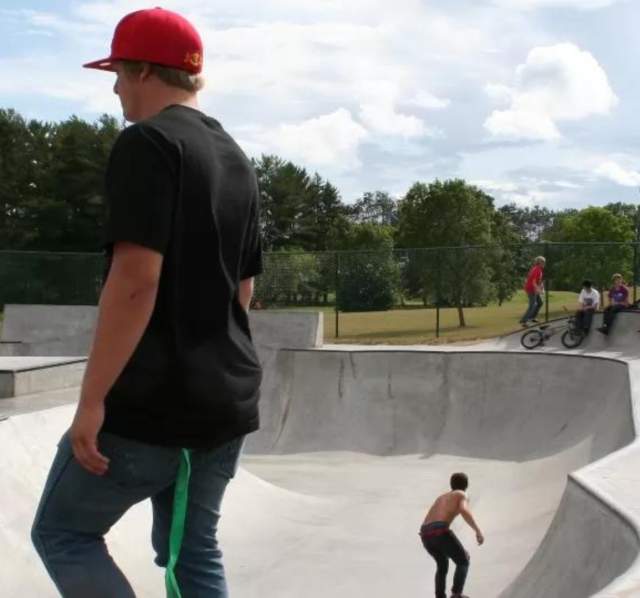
[520,292,543,323]
[32,431,244,598]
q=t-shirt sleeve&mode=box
[103,125,176,254]
[240,181,263,279]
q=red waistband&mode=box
[420,526,450,538]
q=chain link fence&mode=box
[1,243,638,342]
[0,250,104,306]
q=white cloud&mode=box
[486,110,561,140]
[253,109,369,171]
[406,90,451,110]
[3,3,475,135]
[472,179,520,193]
[5,8,105,36]
[485,43,618,141]
[472,176,584,207]
[596,161,640,187]
[0,56,120,114]
[554,180,581,189]
[493,0,624,10]
[359,102,429,138]
[484,83,513,104]
[472,179,543,206]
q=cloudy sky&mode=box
[1,0,639,208]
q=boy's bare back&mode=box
[423,490,466,526]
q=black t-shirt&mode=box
[101,105,263,449]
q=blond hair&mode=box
[121,60,205,93]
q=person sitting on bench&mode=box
[598,273,630,335]
[575,280,600,334]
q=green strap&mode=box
[165,448,192,598]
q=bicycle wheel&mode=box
[520,329,543,350]
[561,329,585,348]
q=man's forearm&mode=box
[238,277,254,312]
[80,274,158,406]
[461,510,481,534]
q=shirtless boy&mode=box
[419,473,484,598]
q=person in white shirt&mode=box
[576,280,600,333]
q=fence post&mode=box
[436,249,441,339]
[634,243,638,305]
[334,252,340,339]
[544,243,550,322]
[545,279,550,323]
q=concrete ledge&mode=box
[249,311,323,350]
[0,358,86,399]
[1,305,324,357]
[1,304,97,356]
[0,341,26,357]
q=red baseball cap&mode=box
[83,7,203,74]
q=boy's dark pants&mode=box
[575,309,595,333]
[421,524,469,598]
[602,304,626,331]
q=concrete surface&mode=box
[0,304,98,356]
[3,308,640,596]
[0,357,86,399]
[2,346,639,597]
[0,304,323,358]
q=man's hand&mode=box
[476,531,485,546]
[69,401,109,476]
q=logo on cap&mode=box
[184,52,202,68]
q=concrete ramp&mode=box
[250,350,632,461]
[499,476,640,598]
[4,347,640,597]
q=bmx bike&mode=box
[520,315,586,350]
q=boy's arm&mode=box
[238,277,254,312]
[459,497,485,545]
[536,268,545,293]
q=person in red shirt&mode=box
[519,256,546,326]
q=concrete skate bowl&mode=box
[241,349,640,598]
[3,347,640,597]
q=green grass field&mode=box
[278,290,581,345]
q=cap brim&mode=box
[83,57,117,71]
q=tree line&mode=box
[2,109,639,322]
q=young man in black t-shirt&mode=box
[31,9,262,597]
